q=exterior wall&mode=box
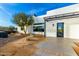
[46,21,57,37]
[17,26,24,33]
[17,26,33,34]
[68,24,79,39]
[34,17,44,23]
[46,17,79,39]
[45,4,79,39]
[32,32,44,35]
[17,26,44,35]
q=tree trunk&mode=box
[29,25,33,37]
[24,29,26,35]
[23,28,27,40]
[23,27,27,36]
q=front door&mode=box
[57,22,64,37]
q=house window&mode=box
[33,23,44,32]
[33,26,44,32]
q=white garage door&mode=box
[69,24,79,39]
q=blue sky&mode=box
[0,3,75,27]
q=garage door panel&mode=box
[69,24,79,39]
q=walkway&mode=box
[33,37,78,56]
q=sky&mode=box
[0,3,76,27]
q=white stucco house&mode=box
[17,4,79,39]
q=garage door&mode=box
[69,24,79,39]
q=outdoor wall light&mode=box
[52,24,54,26]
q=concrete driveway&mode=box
[33,37,78,56]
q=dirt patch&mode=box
[0,37,37,56]
[0,34,46,56]
[0,33,25,47]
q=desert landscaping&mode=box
[0,33,46,56]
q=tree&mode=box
[9,26,17,31]
[13,13,28,35]
[13,13,35,35]
[27,16,35,35]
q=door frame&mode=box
[57,22,64,37]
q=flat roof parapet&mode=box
[44,11,79,21]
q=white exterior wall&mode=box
[46,17,79,39]
[68,24,79,39]
[17,26,32,34]
[34,17,44,23]
[17,26,44,35]
[46,21,57,37]
[17,26,24,33]
[45,4,79,39]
